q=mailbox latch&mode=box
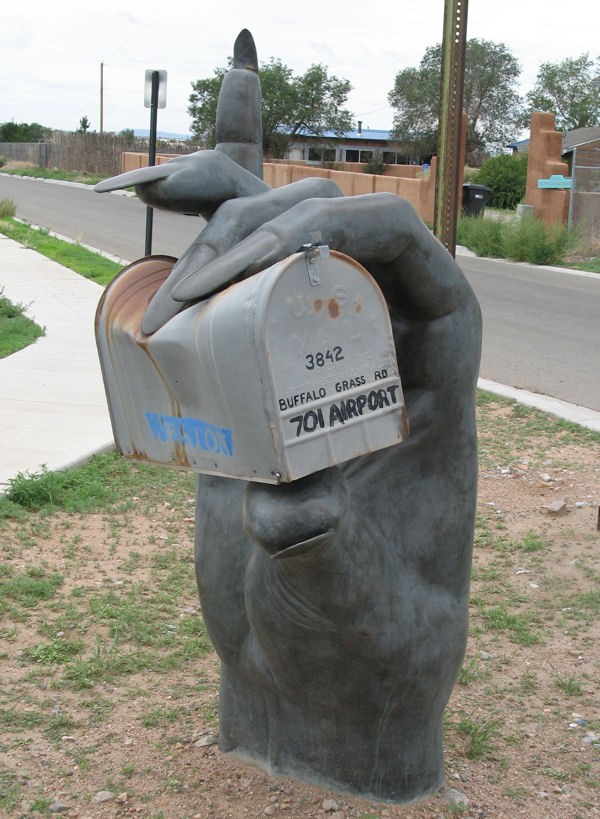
[301,244,330,286]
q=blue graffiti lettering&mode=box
[145,413,233,457]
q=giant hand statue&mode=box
[95,30,482,804]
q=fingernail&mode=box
[94,163,174,192]
[173,233,276,301]
[141,297,184,336]
[233,29,258,71]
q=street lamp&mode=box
[143,70,167,256]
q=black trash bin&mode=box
[462,183,492,216]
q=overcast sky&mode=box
[1,0,599,137]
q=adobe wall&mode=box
[524,112,570,226]
[121,152,442,224]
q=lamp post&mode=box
[100,63,104,134]
[144,70,167,256]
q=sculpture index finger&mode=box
[214,29,264,179]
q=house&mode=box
[507,137,529,154]
[509,126,600,164]
[286,123,429,166]
[560,127,600,173]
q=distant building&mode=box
[561,127,600,154]
[508,126,600,160]
[286,123,430,165]
[507,137,530,154]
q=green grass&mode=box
[0,707,47,730]
[20,568,212,690]
[0,390,597,813]
[478,604,540,645]
[22,637,84,665]
[0,451,206,692]
[452,714,503,760]
[517,671,539,695]
[0,764,22,812]
[3,460,116,515]
[560,588,600,627]
[0,289,45,358]
[141,706,183,728]
[520,532,547,553]
[55,606,211,691]
[1,451,195,517]
[457,657,480,686]
[563,255,600,273]
[1,166,103,185]
[0,218,121,286]
[476,390,600,469]
[0,566,64,614]
[554,673,583,696]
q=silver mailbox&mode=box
[95,247,408,484]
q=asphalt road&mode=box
[2,173,599,411]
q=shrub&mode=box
[475,153,528,209]
[0,198,16,218]
[504,214,570,265]
[362,156,386,175]
[457,213,571,266]
[456,216,505,258]
[0,155,6,168]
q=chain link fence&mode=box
[570,147,600,254]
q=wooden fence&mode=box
[0,134,200,177]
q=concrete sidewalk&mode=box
[0,234,114,491]
[2,233,600,493]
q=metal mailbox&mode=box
[95,246,408,484]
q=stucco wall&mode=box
[524,112,570,226]
[120,152,440,224]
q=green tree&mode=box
[188,59,353,157]
[475,153,528,209]
[77,116,90,134]
[119,128,135,145]
[388,39,523,160]
[524,54,600,131]
[188,66,226,145]
[387,48,440,161]
[0,121,51,142]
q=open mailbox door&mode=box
[95,246,408,484]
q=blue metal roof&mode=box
[293,128,394,141]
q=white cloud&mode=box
[0,17,33,49]
[1,0,598,135]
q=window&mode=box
[308,146,336,163]
[344,148,375,163]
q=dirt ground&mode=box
[1,401,599,818]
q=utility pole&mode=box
[100,62,104,134]
[434,0,468,257]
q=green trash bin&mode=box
[462,183,491,216]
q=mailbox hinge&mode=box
[301,244,330,286]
